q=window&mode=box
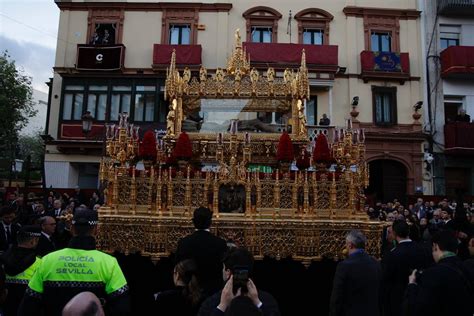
[371,32,392,52]
[161,9,198,45]
[372,87,397,125]
[303,29,324,45]
[61,80,166,124]
[295,9,333,45]
[110,85,132,122]
[62,85,84,120]
[306,97,318,125]
[87,85,107,120]
[251,27,272,43]
[440,25,460,50]
[134,86,156,122]
[243,6,282,43]
[169,24,191,45]
[444,96,464,123]
[87,10,123,45]
[90,23,116,45]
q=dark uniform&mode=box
[18,209,130,316]
[1,226,42,316]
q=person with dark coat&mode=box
[329,230,382,316]
[36,216,57,257]
[0,206,21,253]
[176,207,228,296]
[155,259,204,316]
[382,220,432,316]
[455,109,471,122]
[198,247,280,316]
[464,236,474,285]
[1,225,42,316]
[405,230,473,316]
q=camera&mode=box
[232,266,249,295]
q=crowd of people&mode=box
[0,187,472,315]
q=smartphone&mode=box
[232,266,249,295]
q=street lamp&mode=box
[81,111,94,136]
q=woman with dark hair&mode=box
[155,259,204,315]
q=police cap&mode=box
[72,208,99,226]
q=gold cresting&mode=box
[98,30,382,264]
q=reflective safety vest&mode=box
[28,247,127,297]
[5,257,42,285]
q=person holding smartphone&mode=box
[197,248,280,316]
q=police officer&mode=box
[1,225,41,316]
[18,207,130,316]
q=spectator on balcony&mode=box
[102,29,112,45]
[319,114,330,126]
[89,32,100,45]
[455,109,471,123]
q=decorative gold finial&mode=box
[235,28,242,48]
[227,29,250,75]
[300,49,307,71]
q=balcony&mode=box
[360,51,410,84]
[76,44,125,71]
[152,44,202,69]
[243,42,339,73]
[445,122,474,155]
[438,0,474,16]
[440,46,474,79]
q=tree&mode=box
[0,52,36,163]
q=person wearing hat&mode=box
[1,225,42,316]
[18,207,130,316]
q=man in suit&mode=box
[176,207,228,296]
[36,216,57,257]
[329,230,382,316]
[382,220,432,316]
[0,206,21,253]
[47,199,63,218]
[405,230,473,316]
[198,247,280,316]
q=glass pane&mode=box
[382,34,391,52]
[134,94,145,122]
[371,34,379,52]
[182,99,291,133]
[440,39,448,50]
[97,94,107,121]
[73,94,83,120]
[63,94,73,120]
[383,94,391,122]
[263,30,272,43]
[112,85,131,91]
[252,29,260,43]
[136,86,156,92]
[315,31,323,45]
[87,94,97,117]
[307,100,315,125]
[121,94,131,115]
[375,94,382,123]
[181,27,191,45]
[111,94,120,121]
[65,85,84,91]
[170,27,179,45]
[89,85,107,91]
[303,31,312,45]
[145,95,155,122]
[159,99,167,123]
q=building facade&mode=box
[45,0,426,203]
[422,0,474,197]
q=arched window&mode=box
[243,6,282,43]
[294,8,333,45]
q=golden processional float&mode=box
[98,30,383,265]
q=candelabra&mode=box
[105,113,140,168]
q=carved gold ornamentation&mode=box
[98,30,379,263]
